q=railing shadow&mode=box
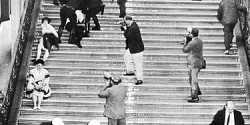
[0,0,42,124]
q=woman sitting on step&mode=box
[34,17,59,63]
[25,59,52,110]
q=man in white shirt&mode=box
[210,101,244,125]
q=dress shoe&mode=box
[83,33,90,37]
[187,98,199,103]
[123,73,135,76]
[92,26,100,30]
[198,90,202,95]
[135,80,143,85]
[74,42,82,48]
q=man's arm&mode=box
[98,81,111,98]
[182,40,195,53]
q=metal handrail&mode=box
[0,0,41,124]
[236,0,250,113]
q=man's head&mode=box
[52,117,64,125]
[225,101,235,114]
[191,28,199,37]
[124,15,133,26]
[104,72,122,85]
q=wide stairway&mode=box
[18,0,250,124]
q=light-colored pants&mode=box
[188,66,201,99]
[124,49,143,80]
[108,117,126,125]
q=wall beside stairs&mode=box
[17,0,250,125]
[0,0,27,95]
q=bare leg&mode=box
[32,94,38,109]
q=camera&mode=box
[119,20,127,31]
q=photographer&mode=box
[182,28,203,103]
[122,16,144,85]
[98,72,127,125]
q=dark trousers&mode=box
[58,6,77,43]
[85,7,101,35]
[223,23,236,50]
[117,1,126,18]
[108,117,126,125]
[43,33,59,52]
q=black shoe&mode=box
[92,26,100,30]
[187,98,199,103]
[74,42,82,48]
[198,90,202,95]
[124,73,135,76]
[135,80,143,85]
[83,33,90,37]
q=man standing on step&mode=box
[122,16,144,85]
[83,0,105,37]
[54,0,89,48]
[98,72,127,125]
[182,28,203,103]
[217,0,247,55]
[210,101,244,125]
[111,0,127,19]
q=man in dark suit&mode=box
[182,28,204,103]
[210,101,244,125]
[123,16,144,85]
[83,0,105,37]
[98,72,127,125]
[111,0,127,18]
[217,0,246,54]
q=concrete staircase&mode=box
[18,0,250,124]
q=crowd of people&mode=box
[25,0,248,124]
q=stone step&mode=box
[43,59,240,70]
[31,51,239,62]
[48,79,242,87]
[17,114,250,125]
[19,106,249,119]
[21,97,248,108]
[34,37,229,47]
[39,66,242,78]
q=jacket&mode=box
[182,37,203,68]
[210,108,244,125]
[218,0,246,24]
[124,22,144,54]
[98,84,127,119]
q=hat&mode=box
[88,119,100,125]
[111,73,121,83]
[52,117,64,125]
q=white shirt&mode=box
[225,111,235,125]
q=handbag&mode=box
[217,3,223,21]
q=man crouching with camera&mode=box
[98,72,127,125]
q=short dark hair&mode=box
[125,15,132,21]
[35,59,45,65]
[191,28,199,37]
[41,17,51,24]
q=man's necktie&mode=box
[226,114,230,125]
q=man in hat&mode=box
[98,72,127,125]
